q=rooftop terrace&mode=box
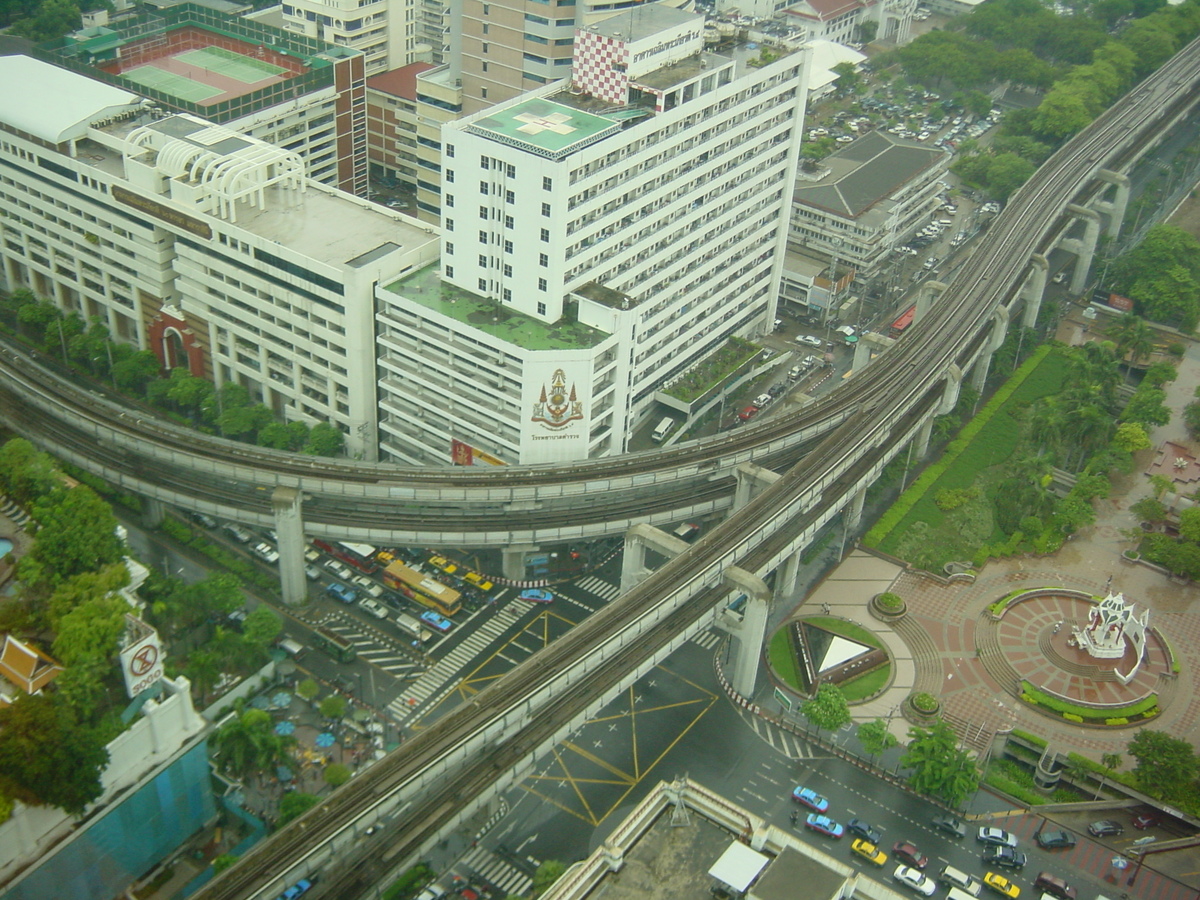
[385,264,611,351]
[466,96,621,161]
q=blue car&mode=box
[326,583,357,604]
[420,609,453,632]
[519,588,554,603]
[278,879,313,900]
[806,814,845,838]
[791,786,829,812]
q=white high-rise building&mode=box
[376,4,809,466]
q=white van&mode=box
[278,638,305,658]
[946,888,982,900]
[651,417,675,443]
[396,613,433,643]
[938,866,981,896]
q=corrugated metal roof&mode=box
[0,55,139,144]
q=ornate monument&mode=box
[1071,592,1148,685]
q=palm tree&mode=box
[212,709,295,782]
[1097,752,1122,801]
[184,650,221,705]
[1107,314,1155,367]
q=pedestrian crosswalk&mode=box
[746,714,815,760]
[457,846,533,897]
[388,600,528,722]
[692,630,723,650]
[321,614,423,677]
[574,575,620,602]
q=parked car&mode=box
[977,827,1018,848]
[753,393,773,408]
[1088,819,1124,837]
[304,563,322,581]
[519,588,554,603]
[420,609,454,632]
[982,847,1026,870]
[893,866,937,896]
[324,559,354,581]
[983,872,1020,898]
[848,819,880,844]
[222,523,254,543]
[737,405,760,422]
[1132,812,1160,830]
[359,597,388,619]
[892,842,928,869]
[188,511,218,529]
[1035,830,1076,850]
[791,786,829,812]
[932,815,966,838]
[1033,873,1076,900]
[326,583,357,604]
[851,839,887,866]
[352,575,385,599]
[252,541,279,565]
[797,335,824,348]
[278,878,314,900]
[806,814,845,838]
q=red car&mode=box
[737,405,759,422]
[893,842,929,869]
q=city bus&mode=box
[382,561,463,617]
[889,305,916,339]
[311,626,357,663]
[312,539,378,575]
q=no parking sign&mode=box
[120,615,165,698]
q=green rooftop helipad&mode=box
[466,97,620,160]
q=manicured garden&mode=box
[768,616,891,703]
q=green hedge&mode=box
[1010,729,1048,748]
[865,345,1056,548]
[1019,681,1158,722]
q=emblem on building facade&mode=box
[531,368,584,428]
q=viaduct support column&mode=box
[724,566,771,699]
[845,486,868,534]
[971,306,1009,395]
[1065,204,1102,296]
[1022,255,1049,329]
[141,497,165,530]
[1097,169,1131,239]
[272,487,307,607]
[776,550,802,599]
[914,280,946,323]
[734,462,780,511]
[939,364,962,416]
[852,332,894,374]
[620,524,692,593]
[913,416,934,460]
[501,545,535,581]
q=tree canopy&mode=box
[21,486,124,592]
[901,720,979,806]
[801,683,851,734]
[1127,729,1196,798]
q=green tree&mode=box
[319,694,347,721]
[1143,361,1178,387]
[1112,422,1151,453]
[211,708,293,781]
[212,854,240,874]
[1106,313,1156,365]
[832,61,861,93]
[1178,507,1200,543]
[51,592,128,668]
[324,762,352,787]
[1097,752,1123,800]
[1129,496,1167,525]
[278,791,320,825]
[986,152,1036,199]
[218,403,273,441]
[533,860,567,894]
[10,0,80,40]
[1184,401,1200,438]
[165,368,214,416]
[0,438,61,506]
[22,486,124,591]
[0,692,109,815]
[183,650,222,705]
[857,718,899,762]
[901,720,979,807]
[801,682,851,736]
[1032,88,1094,139]
[111,349,162,394]
[242,606,282,647]
[304,422,345,457]
[1126,730,1196,798]
[297,678,320,703]
[1122,384,1170,429]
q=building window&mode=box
[482,61,488,73]
[445,265,454,277]
[445,170,454,183]
[537,301,547,315]
[541,202,550,217]
[478,254,488,267]
[506,163,515,178]
[504,239,513,253]
[503,263,512,277]
[540,228,550,242]
[446,242,454,254]
[445,195,454,207]
[481,156,489,169]
[482,87,488,98]
[480,206,488,219]
[446,145,455,158]
[538,277,547,291]
[479,230,488,243]
[482,42,488,53]
[504,215,514,229]
[503,288,511,301]
[482,2,489,11]
[539,253,548,266]
[479,278,487,290]
[543,176,552,191]
[505,189,514,204]
[482,22,489,34]
[480,180,489,195]
[446,218,454,231]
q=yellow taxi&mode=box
[375,549,395,565]
[984,872,1020,898]
[465,571,494,591]
[850,839,887,866]
[429,555,458,575]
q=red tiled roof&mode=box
[785,0,865,22]
[367,62,436,100]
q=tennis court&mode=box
[175,46,287,84]
[123,65,222,102]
